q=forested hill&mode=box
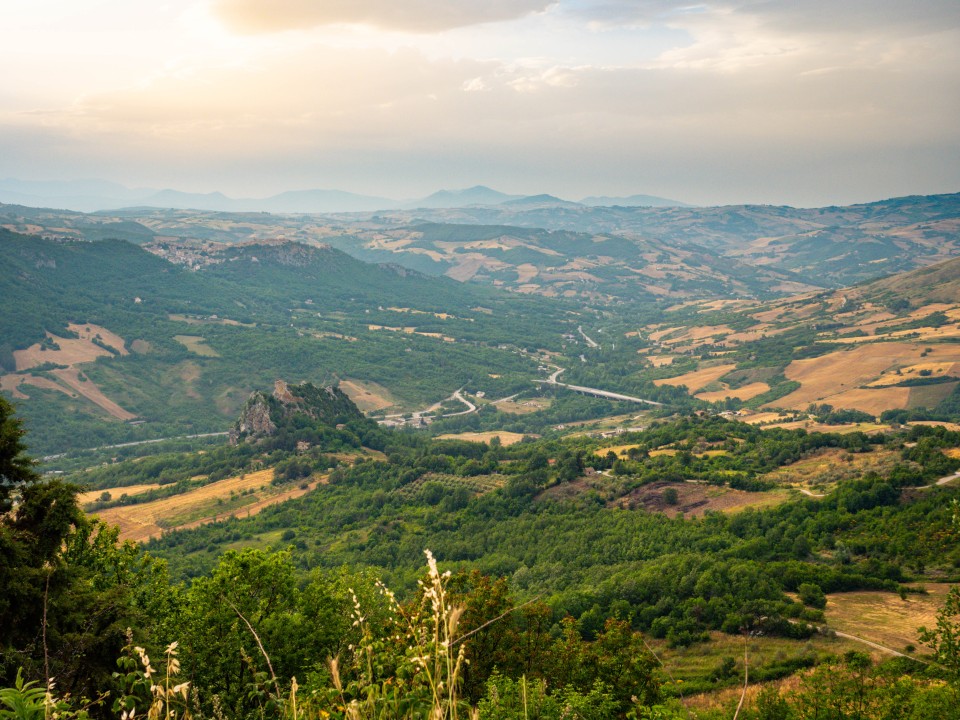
[0,230,577,454]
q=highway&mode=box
[535,366,663,406]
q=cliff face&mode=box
[230,394,276,443]
[229,379,362,445]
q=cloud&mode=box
[738,0,960,36]
[573,0,960,34]
[213,0,556,34]
[2,0,957,204]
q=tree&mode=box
[0,397,139,698]
[0,396,40,514]
[797,582,826,609]
[919,586,960,689]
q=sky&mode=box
[1,0,958,206]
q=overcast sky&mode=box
[1,0,958,206]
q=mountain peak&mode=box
[409,186,522,209]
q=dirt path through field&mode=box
[51,367,137,420]
[829,630,923,661]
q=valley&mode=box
[4,191,960,719]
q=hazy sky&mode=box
[2,0,958,205]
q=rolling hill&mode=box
[0,230,574,455]
[617,254,960,420]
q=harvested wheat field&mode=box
[867,361,959,386]
[1,367,137,421]
[436,431,528,446]
[173,335,220,357]
[773,343,960,411]
[339,378,396,412]
[51,367,137,420]
[0,373,72,400]
[14,323,127,371]
[639,354,675,367]
[649,324,733,346]
[915,422,960,433]
[696,381,771,402]
[825,584,953,653]
[92,469,326,542]
[655,363,737,392]
[595,443,641,458]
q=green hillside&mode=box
[0,231,580,455]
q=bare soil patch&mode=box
[496,397,552,415]
[168,314,252,327]
[178,361,202,399]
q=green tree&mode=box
[919,586,960,690]
[0,397,139,699]
[0,396,40,514]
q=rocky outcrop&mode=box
[229,379,363,445]
[229,393,276,444]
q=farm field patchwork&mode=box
[774,342,960,412]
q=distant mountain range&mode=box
[0,178,687,214]
[4,191,959,301]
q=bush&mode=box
[798,582,827,609]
